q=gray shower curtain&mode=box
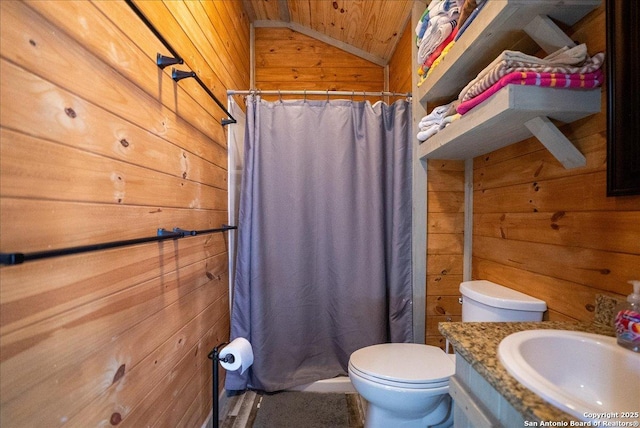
[226,96,413,392]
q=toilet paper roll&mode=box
[219,337,254,374]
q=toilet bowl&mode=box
[348,343,454,428]
[348,280,547,427]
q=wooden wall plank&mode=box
[254,27,384,100]
[0,235,227,335]
[146,335,218,427]
[426,159,465,346]
[256,66,383,83]
[167,0,245,92]
[17,0,227,148]
[427,234,464,255]
[1,129,227,210]
[474,211,640,254]
[473,235,638,296]
[568,7,606,53]
[473,132,606,191]
[426,296,461,317]
[428,191,465,213]
[201,1,251,75]
[474,171,639,214]
[1,0,248,425]
[472,258,611,323]
[387,20,412,98]
[428,212,465,234]
[426,336,447,348]
[0,198,226,259]
[1,257,227,427]
[427,274,464,296]
[426,255,464,276]
[0,60,227,175]
[427,171,465,192]
[1,251,226,363]
[131,0,236,114]
[254,46,380,69]
[427,315,460,337]
[65,288,228,427]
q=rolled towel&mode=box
[418,102,454,129]
[417,124,440,142]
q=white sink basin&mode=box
[498,329,640,422]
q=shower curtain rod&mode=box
[227,89,411,98]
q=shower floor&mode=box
[220,390,365,428]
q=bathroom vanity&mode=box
[439,321,616,426]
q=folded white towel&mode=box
[418,102,456,128]
[417,100,460,141]
[417,124,440,142]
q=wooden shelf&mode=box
[417,0,601,104]
[417,85,601,168]
[414,0,602,168]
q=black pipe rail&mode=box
[125,0,237,125]
[0,225,237,266]
[208,342,232,428]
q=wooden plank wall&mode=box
[0,1,249,426]
[426,159,465,347]
[254,27,384,100]
[472,3,639,322]
[387,22,412,99]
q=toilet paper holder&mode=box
[208,338,253,428]
[218,351,234,365]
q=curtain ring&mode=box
[351,91,355,102]
[278,90,282,103]
[304,89,307,102]
[326,90,330,103]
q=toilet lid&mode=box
[349,343,454,385]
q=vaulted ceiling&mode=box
[242,0,415,66]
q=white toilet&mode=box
[348,280,547,428]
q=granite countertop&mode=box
[439,320,616,423]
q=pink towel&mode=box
[456,69,603,115]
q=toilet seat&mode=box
[349,343,454,389]
[349,363,450,389]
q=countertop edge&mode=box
[439,321,616,422]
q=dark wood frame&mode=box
[606,0,640,196]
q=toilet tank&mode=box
[460,280,547,322]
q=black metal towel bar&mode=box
[125,0,237,126]
[0,225,237,266]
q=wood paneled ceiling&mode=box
[243,0,414,66]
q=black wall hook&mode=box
[173,228,197,236]
[172,69,197,82]
[157,53,183,69]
